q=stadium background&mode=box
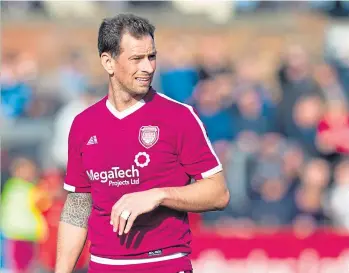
[1,1,349,273]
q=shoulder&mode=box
[73,96,107,129]
[155,92,200,123]
[68,97,107,144]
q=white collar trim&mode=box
[106,99,145,119]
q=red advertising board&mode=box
[190,228,349,273]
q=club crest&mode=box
[139,126,159,149]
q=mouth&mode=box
[135,77,151,84]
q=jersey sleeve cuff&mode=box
[63,183,91,193]
[194,164,223,180]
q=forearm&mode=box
[56,222,87,273]
[55,193,92,273]
[158,172,230,213]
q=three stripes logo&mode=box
[87,135,98,145]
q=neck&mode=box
[108,79,147,112]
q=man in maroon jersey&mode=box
[55,14,230,273]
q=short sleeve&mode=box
[178,107,223,180]
[64,117,91,193]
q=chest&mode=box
[80,120,179,191]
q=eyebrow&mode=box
[129,51,157,59]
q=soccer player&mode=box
[55,14,230,273]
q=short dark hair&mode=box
[98,14,155,58]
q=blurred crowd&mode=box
[160,37,349,232]
[2,2,349,273]
[2,1,349,22]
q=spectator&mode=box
[324,25,349,101]
[159,38,199,103]
[191,77,235,145]
[196,35,232,81]
[221,132,261,219]
[278,44,320,96]
[234,55,274,105]
[314,63,347,103]
[37,170,89,273]
[250,175,297,227]
[282,141,304,183]
[51,89,101,170]
[293,159,330,230]
[282,94,325,157]
[58,51,89,102]
[327,159,349,229]
[246,134,298,226]
[1,53,33,119]
[276,45,325,142]
[231,85,276,137]
[0,157,49,273]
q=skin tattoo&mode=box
[60,193,92,228]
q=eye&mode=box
[149,54,157,60]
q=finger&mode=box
[118,214,128,236]
[110,206,116,226]
[111,196,125,231]
[111,206,122,233]
[124,213,137,234]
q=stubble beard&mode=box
[111,76,151,101]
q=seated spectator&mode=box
[246,135,298,226]
[282,141,304,184]
[293,159,330,232]
[250,173,297,227]
[232,86,277,137]
[281,94,325,157]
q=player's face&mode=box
[114,33,156,96]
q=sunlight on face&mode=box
[114,33,157,96]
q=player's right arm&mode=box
[55,116,92,273]
[55,192,92,273]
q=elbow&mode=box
[215,188,230,211]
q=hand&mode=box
[110,188,165,236]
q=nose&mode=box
[140,58,155,74]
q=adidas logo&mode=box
[87,135,98,145]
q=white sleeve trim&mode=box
[201,164,223,178]
[157,93,222,166]
[63,183,76,192]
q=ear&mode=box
[101,52,115,75]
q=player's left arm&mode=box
[111,172,229,235]
[158,106,230,212]
[157,171,229,212]
[111,106,230,235]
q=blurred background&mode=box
[1,1,349,273]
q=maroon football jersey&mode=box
[64,89,222,266]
